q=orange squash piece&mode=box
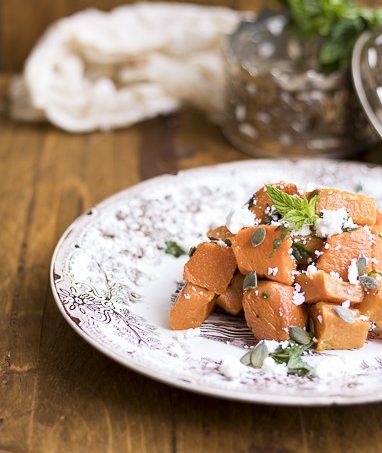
[376,211,382,226]
[183,242,236,294]
[312,188,377,226]
[242,281,307,341]
[170,283,216,330]
[359,283,382,327]
[316,227,373,281]
[372,225,382,271]
[206,226,234,241]
[216,273,244,315]
[249,182,298,223]
[231,225,296,285]
[296,271,364,304]
[311,302,370,351]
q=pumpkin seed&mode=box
[288,326,312,345]
[240,350,252,366]
[262,291,270,299]
[243,272,258,291]
[360,275,379,290]
[309,317,315,336]
[334,305,355,324]
[357,254,367,276]
[251,227,266,247]
[250,341,269,368]
[188,246,196,257]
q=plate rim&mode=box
[50,158,382,406]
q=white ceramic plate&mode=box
[51,159,382,406]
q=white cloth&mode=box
[9,3,243,132]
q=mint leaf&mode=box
[265,185,318,229]
[165,241,186,258]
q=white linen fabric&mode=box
[9,3,243,132]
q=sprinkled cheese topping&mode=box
[268,267,279,276]
[342,300,351,308]
[219,356,242,379]
[261,357,288,375]
[225,206,258,234]
[348,258,359,285]
[315,208,357,238]
[292,283,305,305]
[306,264,318,275]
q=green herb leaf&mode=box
[334,305,355,324]
[243,272,258,291]
[262,291,270,299]
[165,241,186,258]
[269,340,312,376]
[292,242,311,263]
[265,185,318,229]
[252,227,266,247]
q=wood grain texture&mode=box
[1,17,382,449]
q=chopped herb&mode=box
[378,233,382,239]
[360,275,380,290]
[334,305,355,324]
[270,341,312,376]
[265,185,318,230]
[342,225,357,233]
[165,241,186,258]
[243,272,258,291]
[354,184,363,193]
[368,270,382,278]
[252,227,266,247]
[292,242,311,263]
[357,254,367,276]
[262,291,270,299]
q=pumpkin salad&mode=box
[169,182,382,376]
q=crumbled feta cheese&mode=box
[315,208,356,238]
[184,293,191,300]
[306,264,318,275]
[219,356,242,379]
[371,257,379,264]
[292,283,305,305]
[226,206,258,234]
[314,250,323,257]
[173,328,201,341]
[359,315,369,321]
[324,243,330,249]
[348,258,359,285]
[317,314,323,323]
[309,356,345,379]
[268,267,278,276]
[290,224,311,237]
[261,357,288,375]
[263,340,280,353]
[342,300,351,308]
[330,271,342,280]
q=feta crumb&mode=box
[324,243,331,249]
[290,224,311,237]
[317,314,323,323]
[330,271,342,280]
[348,258,359,285]
[261,357,288,375]
[371,257,379,264]
[342,300,351,308]
[173,328,201,341]
[306,264,318,275]
[226,206,258,234]
[315,208,357,238]
[314,250,323,257]
[292,283,305,305]
[309,356,345,379]
[268,267,278,276]
[359,315,369,321]
[184,293,191,300]
[219,356,242,379]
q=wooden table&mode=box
[2,73,382,453]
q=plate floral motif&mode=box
[51,159,382,405]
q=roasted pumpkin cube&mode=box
[311,302,370,351]
[249,182,298,223]
[376,211,382,226]
[242,281,307,341]
[359,279,382,327]
[312,188,377,226]
[316,227,373,281]
[231,225,296,285]
[296,271,364,304]
[372,225,382,272]
[216,273,244,315]
[170,283,216,330]
[206,225,234,241]
[183,242,236,294]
